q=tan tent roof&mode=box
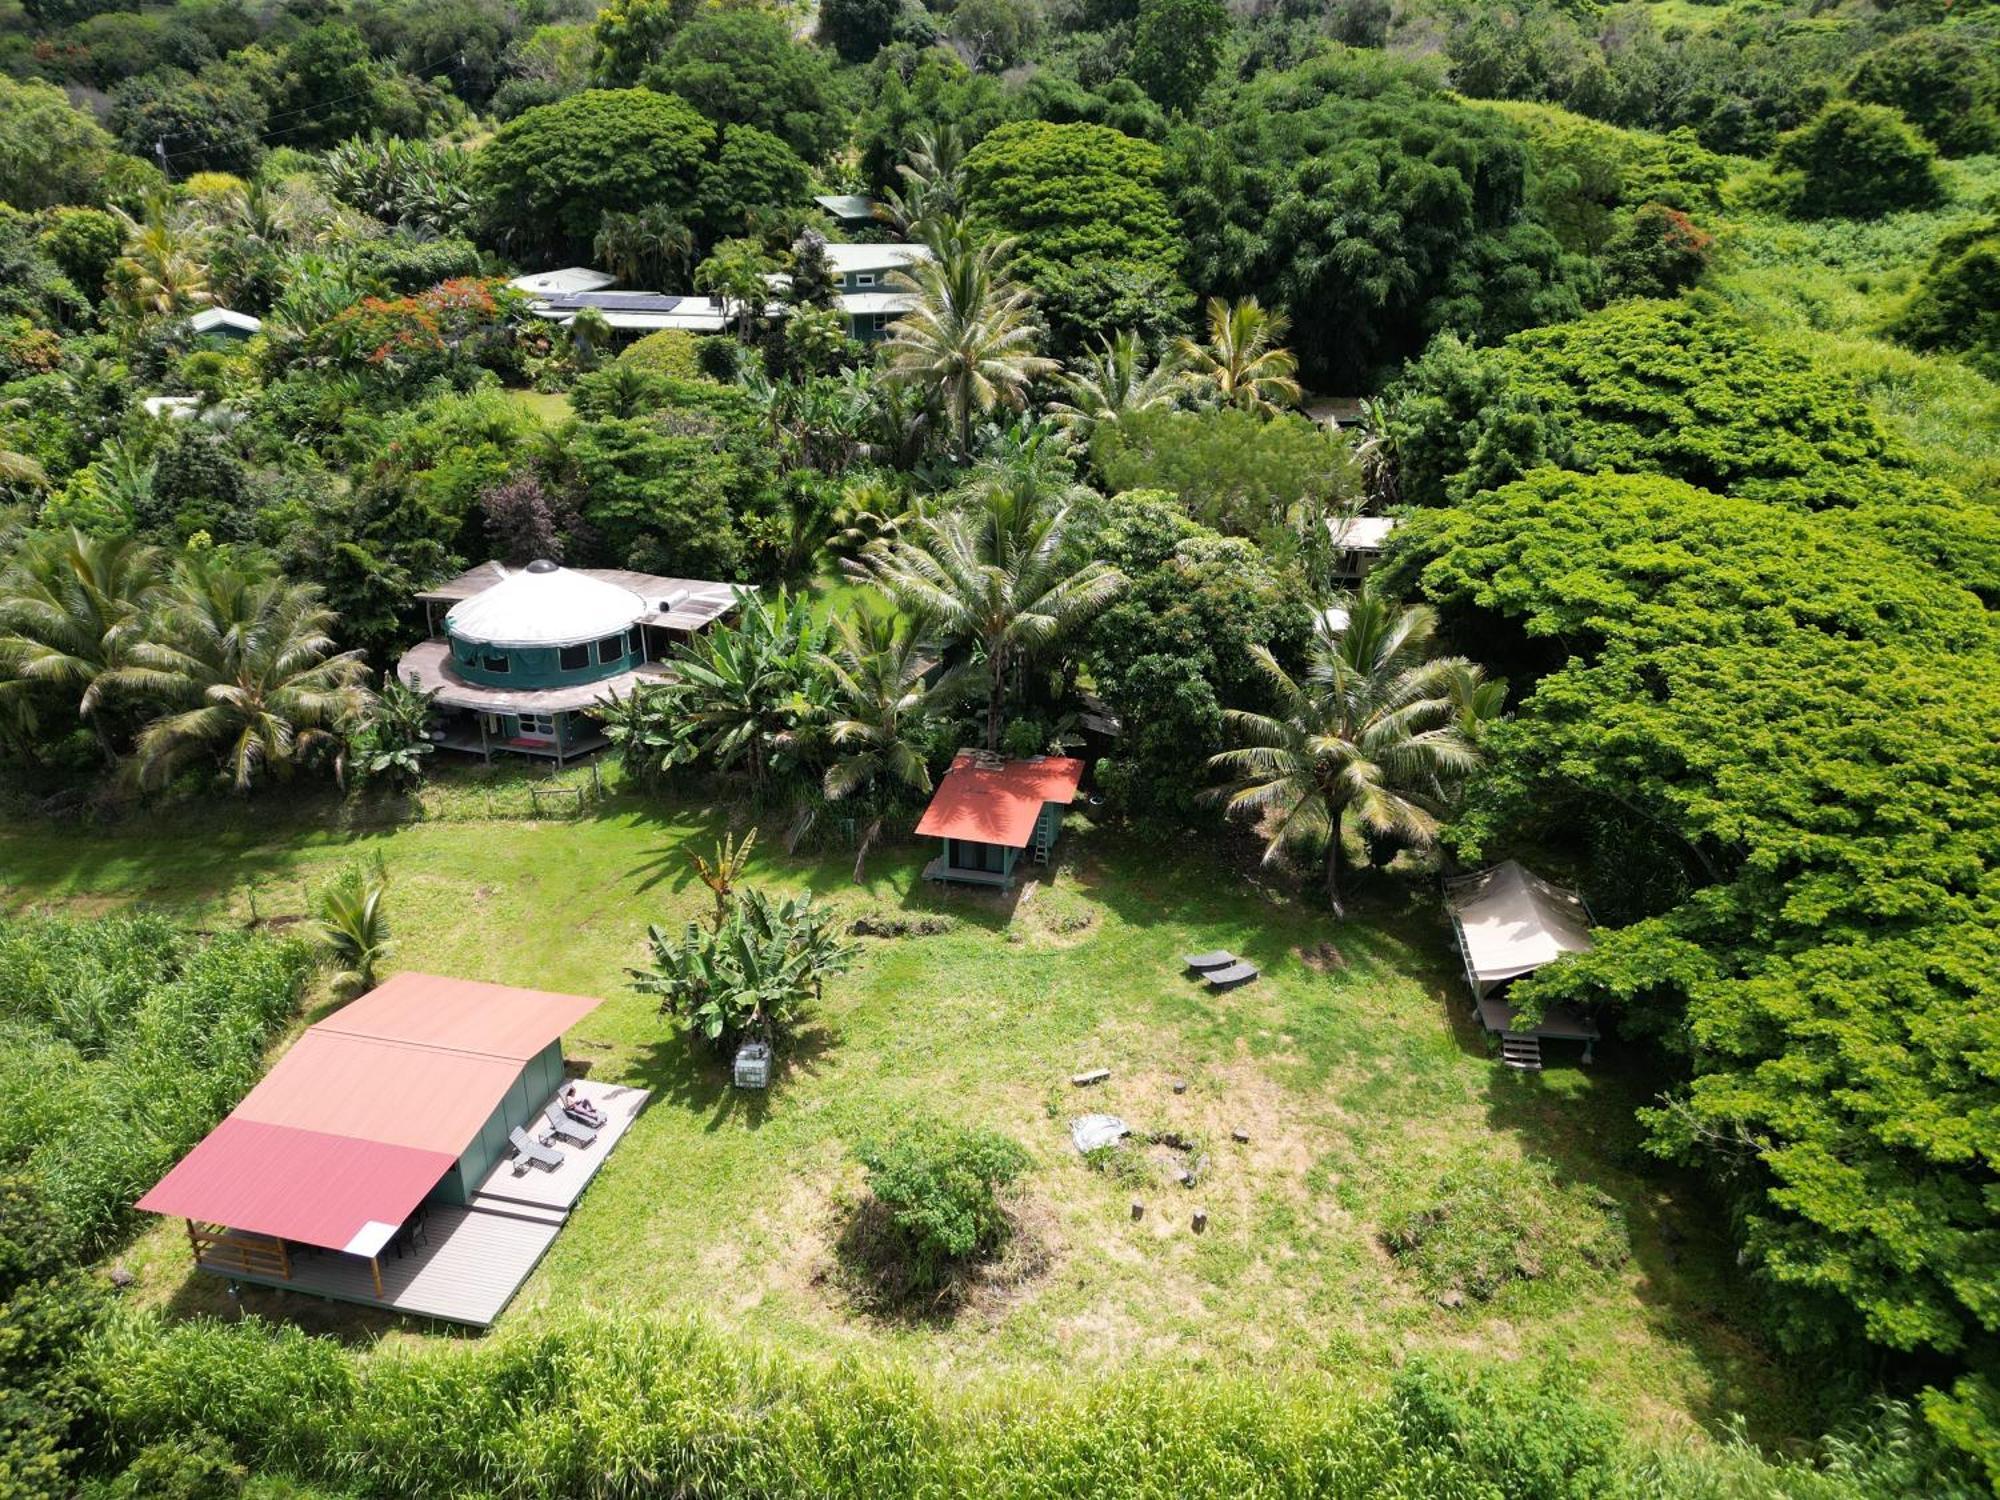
[1444,861,1593,993]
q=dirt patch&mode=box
[1293,941,1347,973]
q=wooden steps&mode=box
[1500,1034,1543,1070]
[467,1192,570,1228]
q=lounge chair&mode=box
[1183,950,1237,971]
[545,1102,597,1148]
[1203,961,1259,989]
[509,1126,564,1174]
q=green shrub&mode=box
[855,1120,1030,1294]
[617,328,702,380]
[1381,1160,1630,1303]
[1887,229,2000,380]
[106,1429,245,1500]
[0,916,311,1255]
[1774,102,1945,220]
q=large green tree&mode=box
[0,79,118,211]
[963,120,1185,355]
[1773,101,1944,219]
[1129,0,1229,114]
[1848,28,2000,158]
[647,9,845,164]
[853,469,1126,752]
[1400,468,2000,1471]
[129,560,371,794]
[1167,52,1587,386]
[879,229,1056,462]
[474,88,714,264]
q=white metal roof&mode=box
[189,307,262,335]
[1327,515,1399,553]
[1317,603,1350,635]
[837,291,919,316]
[814,194,879,222]
[1444,861,1594,996]
[142,395,200,420]
[444,563,647,649]
[822,243,932,275]
[508,267,618,296]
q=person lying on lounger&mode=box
[562,1086,606,1128]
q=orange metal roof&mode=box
[914,753,1084,847]
[317,972,601,1060]
[233,1031,524,1155]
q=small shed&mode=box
[1326,514,1399,582]
[1443,861,1599,1069]
[188,307,262,340]
[814,193,882,229]
[915,751,1084,889]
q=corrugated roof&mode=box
[233,1031,526,1155]
[137,1118,455,1252]
[914,752,1084,846]
[320,972,602,1061]
[137,972,605,1252]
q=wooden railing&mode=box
[187,1220,291,1280]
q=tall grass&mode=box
[82,1313,1980,1499]
[0,915,312,1254]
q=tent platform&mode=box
[1475,997,1600,1042]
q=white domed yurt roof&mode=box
[445,562,645,649]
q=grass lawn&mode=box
[0,781,1801,1444]
[501,386,574,425]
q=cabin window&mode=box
[481,654,510,674]
[518,712,556,737]
[628,626,643,658]
[559,644,589,671]
[854,271,875,288]
[595,633,624,664]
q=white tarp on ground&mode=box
[1444,860,1594,997]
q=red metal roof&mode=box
[317,972,602,1061]
[232,1031,526,1155]
[137,1118,455,1252]
[914,753,1084,847]
[137,972,605,1252]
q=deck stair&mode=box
[466,1192,570,1228]
[1500,1034,1543,1070]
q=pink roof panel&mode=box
[914,754,1084,846]
[232,1031,524,1156]
[316,972,601,1061]
[137,1117,454,1252]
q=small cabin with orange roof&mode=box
[914,751,1085,889]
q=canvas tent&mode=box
[1444,860,1594,998]
[1443,861,1599,1068]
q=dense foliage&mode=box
[2,0,1997,1483]
[854,1118,1029,1293]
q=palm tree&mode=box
[0,447,48,491]
[316,855,390,999]
[881,227,1056,463]
[567,306,613,371]
[1207,591,1484,915]
[594,207,695,288]
[852,478,1125,752]
[108,197,213,321]
[0,529,164,764]
[1175,296,1302,416]
[1049,331,1182,440]
[129,559,372,793]
[820,608,959,879]
[666,590,829,794]
[695,238,778,339]
[878,125,968,236]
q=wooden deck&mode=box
[922,855,1012,889]
[1476,996,1600,1042]
[192,1079,649,1327]
[474,1080,647,1211]
[210,1204,562,1325]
